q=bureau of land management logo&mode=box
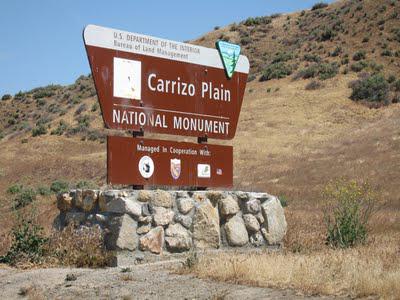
[216,41,241,79]
[113,57,141,100]
[170,158,181,180]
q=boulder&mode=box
[81,190,98,212]
[205,191,224,205]
[137,190,152,202]
[192,199,220,249]
[177,197,194,215]
[105,197,142,218]
[95,213,108,223]
[57,193,73,212]
[139,226,164,254]
[137,224,151,235]
[235,191,250,202]
[165,223,192,252]
[106,214,138,251]
[250,232,265,247]
[138,215,152,224]
[174,214,192,229]
[245,199,261,214]
[151,190,173,208]
[261,196,287,244]
[225,215,249,246]
[219,195,240,217]
[153,207,174,226]
[243,214,260,233]
[72,189,83,209]
[98,190,119,211]
[255,212,265,225]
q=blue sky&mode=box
[0,0,333,96]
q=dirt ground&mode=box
[0,259,343,300]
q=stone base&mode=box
[56,189,287,254]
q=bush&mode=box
[46,224,114,267]
[51,120,68,136]
[303,54,321,63]
[259,62,292,81]
[50,180,69,193]
[393,80,400,92]
[381,49,393,57]
[36,186,51,196]
[91,103,98,112]
[295,63,338,80]
[350,74,389,103]
[350,61,368,72]
[323,180,376,248]
[353,50,366,61]
[75,180,96,189]
[32,124,47,137]
[272,52,293,63]
[240,36,252,46]
[75,103,87,115]
[330,46,342,57]
[13,188,37,210]
[312,2,329,10]
[305,80,323,90]
[1,94,12,101]
[7,184,23,194]
[0,212,47,265]
[319,27,335,41]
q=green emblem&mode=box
[216,40,241,79]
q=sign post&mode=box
[83,24,249,188]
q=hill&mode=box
[1,0,400,249]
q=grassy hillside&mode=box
[1,0,400,250]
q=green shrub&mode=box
[393,80,400,92]
[91,103,99,112]
[75,180,96,189]
[295,63,338,80]
[353,50,366,61]
[278,196,288,207]
[13,188,37,209]
[259,62,292,81]
[330,46,342,57]
[323,180,376,248]
[305,80,323,90]
[303,54,321,63]
[381,49,393,57]
[272,52,293,63]
[7,184,23,194]
[0,212,47,265]
[50,180,69,193]
[312,2,329,10]
[240,36,252,46]
[51,120,68,136]
[319,27,335,41]
[36,186,51,196]
[32,124,47,137]
[350,61,368,72]
[1,94,12,101]
[350,74,389,103]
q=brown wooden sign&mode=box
[107,136,233,188]
[83,25,249,140]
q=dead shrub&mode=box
[45,224,114,268]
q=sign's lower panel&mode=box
[107,136,233,188]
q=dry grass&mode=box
[189,208,400,299]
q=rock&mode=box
[236,191,250,202]
[165,223,192,252]
[139,226,164,254]
[137,224,151,235]
[206,191,224,205]
[250,232,265,247]
[81,190,98,212]
[95,213,108,223]
[261,196,287,244]
[177,197,194,214]
[219,195,240,217]
[142,203,152,216]
[72,189,83,209]
[225,215,249,246]
[192,199,220,249]
[176,191,188,198]
[106,214,138,251]
[137,190,152,202]
[174,214,192,229]
[151,190,173,208]
[138,215,152,224]
[243,214,260,233]
[245,199,261,214]
[105,197,142,217]
[255,212,265,225]
[98,190,119,211]
[153,207,174,226]
[57,193,73,212]
[65,212,86,225]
